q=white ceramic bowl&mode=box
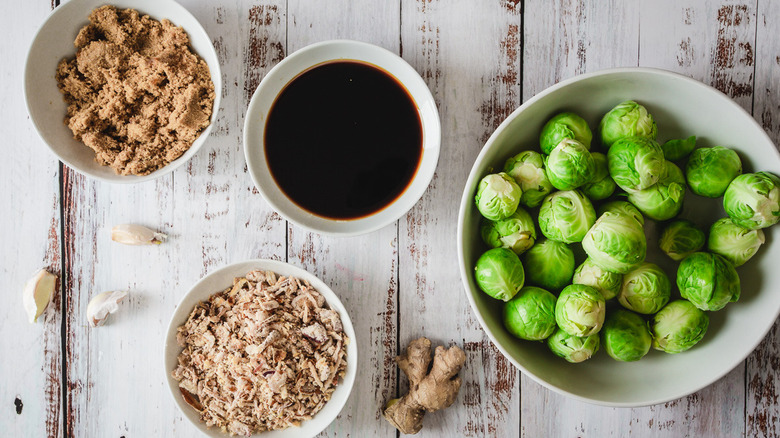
[457,68,780,407]
[244,40,440,236]
[24,0,221,183]
[164,259,357,437]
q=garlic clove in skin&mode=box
[111,224,167,245]
[23,269,57,323]
[87,291,128,327]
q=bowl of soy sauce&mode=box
[244,40,440,236]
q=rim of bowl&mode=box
[23,0,222,184]
[457,66,780,407]
[243,39,441,237]
[163,259,358,437]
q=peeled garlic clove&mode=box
[111,224,167,245]
[87,291,128,327]
[23,269,57,323]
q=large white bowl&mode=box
[24,0,222,183]
[457,68,780,407]
[164,259,358,437]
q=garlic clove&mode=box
[87,291,128,327]
[22,269,57,323]
[111,224,167,245]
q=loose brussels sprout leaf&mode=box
[538,190,596,243]
[474,172,523,221]
[662,135,697,161]
[651,300,709,354]
[618,262,671,314]
[601,309,652,362]
[581,152,616,201]
[544,139,596,190]
[474,248,525,301]
[607,136,665,192]
[480,208,537,255]
[504,150,554,208]
[554,284,606,337]
[677,252,740,311]
[502,286,558,341]
[599,100,658,148]
[627,160,686,221]
[582,211,647,274]
[573,258,622,300]
[597,200,645,226]
[539,112,593,154]
[547,328,600,363]
[659,219,705,261]
[723,172,780,230]
[707,217,765,267]
[686,146,742,198]
[522,240,575,291]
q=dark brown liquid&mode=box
[265,60,423,220]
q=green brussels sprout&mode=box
[618,262,671,314]
[597,200,645,226]
[474,172,522,221]
[538,190,596,243]
[480,208,537,255]
[539,112,593,154]
[599,100,658,148]
[572,258,622,300]
[607,136,666,192]
[544,139,596,190]
[582,211,647,274]
[601,310,652,362]
[659,219,705,261]
[474,248,525,301]
[677,252,740,311]
[554,284,606,337]
[503,151,554,208]
[626,160,686,221]
[522,240,575,291]
[547,328,600,363]
[502,286,558,341]
[650,300,709,354]
[686,146,742,198]
[662,135,697,161]
[723,172,780,230]
[581,152,616,201]
[707,218,765,267]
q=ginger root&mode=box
[383,337,466,434]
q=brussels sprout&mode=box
[481,208,537,255]
[626,160,686,221]
[707,218,765,267]
[618,262,671,314]
[474,248,525,301]
[502,286,558,341]
[582,211,647,274]
[474,172,522,221]
[601,310,652,362]
[686,146,742,198]
[659,219,705,261]
[723,172,780,230]
[503,151,554,208]
[581,152,616,201]
[544,139,596,190]
[599,100,658,148]
[662,135,697,161]
[597,200,645,226]
[547,328,600,363]
[572,258,623,300]
[650,300,709,354]
[677,252,740,311]
[522,240,575,291]
[538,190,596,243]
[554,284,606,337]
[607,136,666,192]
[539,112,593,154]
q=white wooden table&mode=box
[4,0,779,436]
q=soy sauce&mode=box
[265,60,423,220]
